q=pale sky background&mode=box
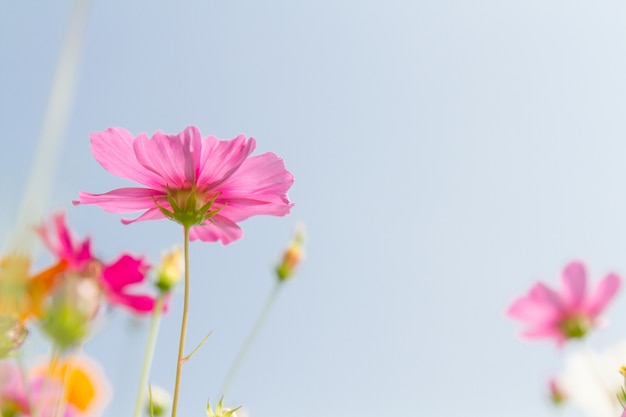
[4,1,626,417]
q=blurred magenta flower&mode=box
[74,126,294,244]
[507,261,621,346]
[37,212,158,315]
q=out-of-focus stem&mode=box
[134,293,166,417]
[220,282,282,397]
[4,0,91,254]
[171,225,191,417]
[15,354,35,417]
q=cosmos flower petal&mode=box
[586,273,621,317]
[508,263,621,346]
[217,152,295,220]
[76,188,165,213]
[78,126,294,245]
[91,128,164,188]
[198,134,256,187]
[106,292,157,315]
[507,285,561,323]
[133,126,202,188]
[521,324,565,342]
[189,215,243,245]
[101,254,149,292]
[120,207,166,225]
[36,212,92,269]
[561,261,587,310]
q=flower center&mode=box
[559,314,591,339]
[155,186,223,228]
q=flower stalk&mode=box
[221,282,282,397]
[134,293,166,417]
[171,225,191,417]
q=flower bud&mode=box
[40,269,101,350]
[155,247,183,293]
[146,386,171,417]
[548,378,566,405]
[206,398,241,417]
[276,225,305,282]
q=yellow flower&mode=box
[35,354,111,416]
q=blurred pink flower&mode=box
[74,126,294,245]
[507,261,621,346]
[0,362,78,417]
[37,212,158,315]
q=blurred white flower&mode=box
[557,341,626,417]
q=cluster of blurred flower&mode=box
[0,126,302,417]
[507,261,626,417]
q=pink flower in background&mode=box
[74,126,294,245]
[507,261,621,346]
[37,212,158,315]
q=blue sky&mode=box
[4,1,626,416]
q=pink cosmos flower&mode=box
[507,261,621,346]
[37,212,158,315]
[73,126,294,245]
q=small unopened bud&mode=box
[155,247,183,293]
[276,225,305,282]
[147,386,171,417]
[41,271,101,350]
[206,398,241,417]
[548,378,566,405]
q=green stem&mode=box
[37,344,60,417]
[134,293,166,417]
[171,225,191,417]
[15,354,36,417]
[220,282,282,397]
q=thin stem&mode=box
[53,351,73,417]
[221,282,282,397]
[171,225,191,417]
[34,344,60,417]
[15,354,35,417]
[134,293,166,417]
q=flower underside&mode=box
[155,186,224,228]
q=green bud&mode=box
[155,247,183,293]
[206,398,241,417]
[40,273,101,350]
[276,225,305,282]
[147,386,171,417]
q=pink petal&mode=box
[36,212,92,269]
[133,126,202,189]
[121,207,166,225]
[106,292,157,315]
[561,261,587,310]
[90,128,164,188]
[101,254,149,292]
[520,325,566,347]
[75,187,165,213]
[189,215,243,245]
[216,152,294,221]
[586,273,621,317]
[507,291,561,323]
[508,282,563,319]
[197,134,256,188]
